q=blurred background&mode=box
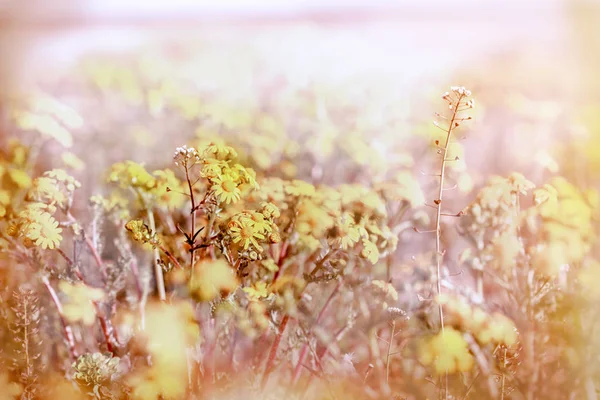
[1,0,600,191]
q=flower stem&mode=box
[41,276,77,359]
[147,209,166,301]
[434,91,466,400]
[261,314,290,389]
[291,280,342,386]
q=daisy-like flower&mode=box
[261,202,280,219]
[203,142,238,161]
[211,177,241,204]
[239,211,272,234]
[200,161,223,180]
[229,219,265,250]
[26,212,63,249]
[336,216,361,250]
[360,239,380,264]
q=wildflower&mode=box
[261,202,281,219]
[477,313,518,346]
[27,177,67,206]
[268,231,281,244]
[200,162,223,180]
[125,219,161,248]
[243,281,273,301]
[172,145,200,167]
[296,201,335,238]
[152,169,186,209]
[508,172,535,195]
[240,211,272,234]
[108,161,156,190]
[189,260,239,302]
[360,239,380,264]
[11,207,63,249]
[211,176,241,204]
[26,212,63,249]
[202,142,238,161]
[418,328,474,374]
[228,219,265,250]
[335,216,362,250]
[261,259,279,272]
[7,168,32,189]
[72,352,120,387]
[285,180,316,197]
[59,282,105,325]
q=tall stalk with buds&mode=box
[431,86,474,398]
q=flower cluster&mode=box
[437,294,518,347]
[172,144,200,167]
[7,204,63,249]
[107,161,186,209]
[72,352,120,387]
[418,328,474,374]
[226,206,280,256]
[124,219,161,248]
[27,169,81,210]
[188,259,239,302]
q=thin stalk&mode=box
[501,347,507,400]
[291,280,342,385]
[42,276,77,359]
[433,91,466,400]
[386,320,396,384]
[184,164,197,273]
[261,314,290,389]
[147,209,166,301]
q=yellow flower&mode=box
[418,328,474,374]
[27,177,67,206]
[243,281,273,301]
[7,168,32,189]
[59,282,105,325]
[202,143,238,161]
[189,260,239,302]
[285,180,316,197]
[211,176,241,204]
[508,172,535,195]
[125,219,160,248]
[152,169,186,209]
[261,259,279,272]
[239,211,272,234]
[108,161,156,190]
[228,219,265,250]
[200,162,223,180]
[22,211,63,250]
[335,216,362,250]
[360,239,380,264]
[261,202,281,219]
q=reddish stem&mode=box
[42,276,77,359]
[159,245,183,269]
[94,302,114,353]
[261,314,290,388]
[291,280,342,385]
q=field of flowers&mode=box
[0,5,599,399]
